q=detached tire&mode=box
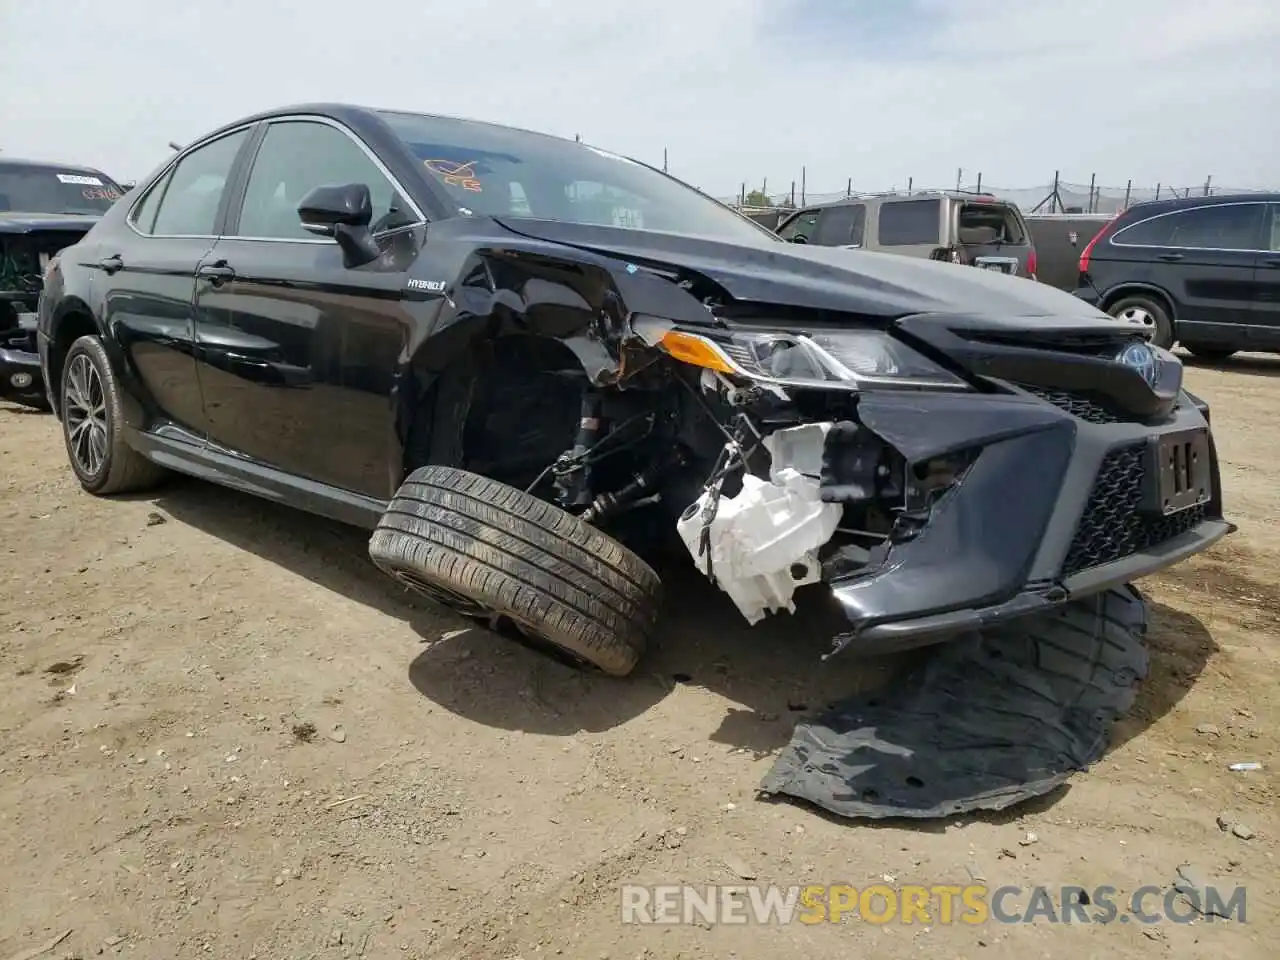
[369,466,662,676]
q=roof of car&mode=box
[201,102,587,151]
[1118,192,1280,216]
[0,157,112,176]
[799,191,1014,210]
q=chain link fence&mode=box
[718,175,1276,216]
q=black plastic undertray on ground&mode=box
[759,586,1149,820]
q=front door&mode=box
[812,203,866,248]
[192,118,422,499]
[872,197,944,259]
[100,127,251,435]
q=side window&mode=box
[150,129,249,236]
[1167,204,1263,250]
[128,169,173,235]
[1115,204,1264,250]
[812,204,866,246]
[877,199,942,246]
[1270,204,1280,252]
[778,209,820,242]
[236,120,414,240]
[1110,213,1175,247]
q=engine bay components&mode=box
[676,423,841,624]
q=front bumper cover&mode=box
[822,388,1231,654]
[0,310,45,407]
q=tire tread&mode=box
[369,466,662,676]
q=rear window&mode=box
[378,111,772,244]
[957,201,1026,244]
[877,199,941,246]
[0,164,123,215]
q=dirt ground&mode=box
[1,355,1276,960]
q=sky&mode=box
[2,0,1278,200]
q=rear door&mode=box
[1106,201,1265,345]
[1254,202,1280,348]
[192,116,423,498]
[100,127,252,435]
[872,198,943,259]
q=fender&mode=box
[395,217,718,481]
[1099,280,1178,318]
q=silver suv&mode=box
[776,191,1037,279]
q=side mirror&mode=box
[297,183,379,268]
[297,183,373,236]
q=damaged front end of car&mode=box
[2,226,90,409]
[400,222,1232,661]
[552,303,1231,659]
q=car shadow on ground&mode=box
[1179,351,1280,379]
[407,562,911,751]
[150,475,907,748]
[0,400,51,416]
[1108,598,1216,754]
[151,478,1216,778]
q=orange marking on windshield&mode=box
[424,159,483,193]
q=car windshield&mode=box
[0,164,123,215]
[378,111,773,244]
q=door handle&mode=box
[1263,257,1280,268]
[1157,252,1184,262]
[98,254,123,274]
[197,262,236,284]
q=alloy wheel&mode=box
[64,354,108,477]
[1115,305,1155,329]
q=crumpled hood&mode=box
[0,212,100,234]
[492,217,1118,326]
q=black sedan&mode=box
[1,158,123,408]
[37,102,1232,675]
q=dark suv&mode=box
[1074,194,1280,359]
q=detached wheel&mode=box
[370,466,663,676]
[1183,343,1237,363]
[1108,295,1174,349]
[60,335,167,495]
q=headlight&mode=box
[648,325,969,391]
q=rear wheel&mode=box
[369,466,663,676]
[1108,294,1174,349]
[1182,343,1238,363]
[60,335,168,495]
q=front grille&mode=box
[1061,442,1207,576]
[1016,383,1123,424]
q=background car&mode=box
[775,191,1038,280]
[1073,193,1280,358]
[0,157,124,408]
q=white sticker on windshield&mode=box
[56,173,104,186]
